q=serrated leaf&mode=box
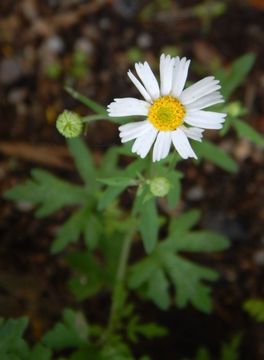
[63,309,89,340]
[215,53,256,99]
[98,147,120,178]
[98,159,147,210]
[139,198,159,253]
[169,210,201,237]
[83,215,100,250]
[193,141,238,173]
[0,318,28,354]
[161,252,218,312]
[42,309,88,351]
[128,258,156,289]
[98,185,126,210]
[43,324,84,350]
[147,269,170,310]
[234,119,264,147]
[30,344,52,360]
[167,170,181,209]
[130,208,227,313]
[5,169,86,218]
[51,207,89,253]
[97,177,134,187]
[164,230,229,253]
[67,138,97,188]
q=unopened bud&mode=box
[56,110,83,138]
[149,176,170,197]
[227,101,243,118]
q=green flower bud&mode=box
[56,110,83,138]
[149,176,170,197]
[226,101,243,118]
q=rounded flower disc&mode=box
[107,54,226,162]
[148,96,186,131]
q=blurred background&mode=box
[0,0,264,359]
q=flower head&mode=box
[107,54,226,161]
[149,176,171,197]
[56,110,83,138]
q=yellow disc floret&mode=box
[148,96,186,131]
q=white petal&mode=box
[132,126,158,158]
[127,70,152,103]
[107,98,150,117]
[171,57,191,97]
[181,126,204,142]
[171,128,197,159]
[119,120,148,132]
[180,76,221,105]
[159,54,175,96]
[119,120,151,142]
[189,110,226,121]
[152,132,172,162]
[184,110,226,129]
[135,61,160,100]
[186,92,224,111]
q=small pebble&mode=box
[137,33,152,48]
[186,185,204,201]
[254,250,264,265]
[0,58,22,85]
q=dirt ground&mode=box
[0,0,264,359]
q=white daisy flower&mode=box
[107,54,226,162]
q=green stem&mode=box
[82,114,108,122]
[105,222,137,339]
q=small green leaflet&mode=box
[97,177,136,187]
[234,119,264,147]
[0,317,28,355]
[67,138,98,189]
[139,197,159,254]
[98,158,146,210]
[29,344,52,360]
[169,209,201,237]
[42,309,89,351]
[193,140,238,173]
[166,170,182,209]
[127,316,168,343]
[215,53,255,100]
[51,206,94,253]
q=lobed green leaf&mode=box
[5,169,87,218]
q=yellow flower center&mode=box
[148,96,186,131]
